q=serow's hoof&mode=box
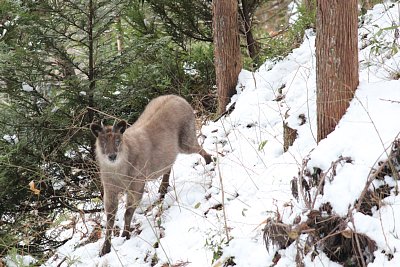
[158,184,169,199]
[121,230,131,239]
[204,154,213,165]
[99,240,111,257]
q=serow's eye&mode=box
[115,139,121,146]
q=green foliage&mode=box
[369,24,399,56]
[0,0,301,261]
[146,0,213,46]
[0,0,126,259]
[204,231,227,264]
[181,42,216,108]
[292,1,316,35]
[253,1,316,64]
[0,0,218,260]
[362,19,400,79]
[64,255,82,266]
[258,140,268,151]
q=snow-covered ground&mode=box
[8,2,400,267]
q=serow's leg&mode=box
[121,185,144,239]
[199,148,212,164]
[100,190,118,256]
[158,169,171,198]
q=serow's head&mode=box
[90,120,127,163]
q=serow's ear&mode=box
[90,123,103,137]
[113,120,127,134]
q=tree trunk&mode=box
[88,0,96,157]
[316,0,359,142]
[116,16,124,54]
[240,0,259,65]
[212,0,242,115]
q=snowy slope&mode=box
[35,2,400,267]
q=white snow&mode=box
[38,2,400,266]
[5,254,37,267]
[21,82,33,92]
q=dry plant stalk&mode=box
[265,141,397,265]
[354,136,400,213]
[215,142,230,243]
[263,208,377,265]
[292,155,352,210]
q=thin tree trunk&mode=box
[316,0,359,142]
[240,0,259,64]
[212,0,242,115]
[116,16,124,54]
[88,0,96,157]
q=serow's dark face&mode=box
[91,121,127,163]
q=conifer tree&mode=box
[0,0,131,256]
[0,0,218,256]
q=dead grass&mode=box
[264,137,400,266]
[263,207,377,266]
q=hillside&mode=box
[6,2,400,267]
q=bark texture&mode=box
[316,0,359,142]
[212,0,242,115]
[239,0,259,64]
